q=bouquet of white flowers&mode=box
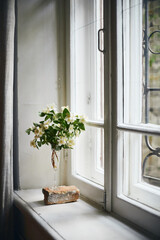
[26,104,86,168]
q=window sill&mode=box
[14,189,149,240]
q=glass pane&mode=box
[74,125,104,186]
[118,130,160,211]
[142,0,160,124]
[122,0,143,125]
[142,135,160,186]
[148,91,160,124]
[122,0,160,125]
[72,0,104,121]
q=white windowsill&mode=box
[14,189,150,240]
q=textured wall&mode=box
[18,0,61,189]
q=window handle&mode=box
[98,28,105,53]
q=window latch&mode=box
[98,28,105,53]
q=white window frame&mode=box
[65,0,112,210]
[113,0,160,236]
[65,0,160,237]
[118,0,160,212]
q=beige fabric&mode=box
[0,0,15,239]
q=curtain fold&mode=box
[0,0,15,239]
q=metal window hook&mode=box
[98,29,105,53]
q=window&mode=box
[114,0,160,235]
[117,0,160,210]
[71,0,104,186]
[66,0,107,204]
[67,0,160,236]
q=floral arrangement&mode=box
[26,104,86,168]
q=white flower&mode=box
[44,107,50,113]
[69,124,74,133]
[59,136,67,146]
[43,103,57,113]
[46,119,51,124]
[34,127,43,136]
[67,139,75,148]
[56,123,60,128]
[43,124,49,130]
[65,117,73,124]
[43,120,51,129]
[65,114,75,124]
[49,103,57,111]
[38,128,43,136]
[34,128,39,135]
[75,129,80,137]
[70,113,75,118]
[71,113,75,121]
[30,140,36,148]
[79,115,86,124]
[61,106,69,112]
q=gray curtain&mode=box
[0,0,15,239]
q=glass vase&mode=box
[51,148,60,187]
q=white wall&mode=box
[18,0,65,189]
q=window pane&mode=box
[147,91,160,124]
[142,0,160,124]
[118,131,160,211]
[71,0,104,186]
[74,125,104,186]
[72,0,104,121]
[122,0,143,125]
[142,135,160,187]
[122,0,160,125]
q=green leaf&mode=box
[73,119,79,124]
[55,146,61,151]
[63,108,70,118]
[50,110,55,114]
[37,141,42,147]
[25,128,31,135]
[56,113,62,118]
[63,145,70,149]
[54,126,60,131]
[79,123,85,130]
[45,115,50,121]
[53,120,59,124]
[33,122,39,127]
[39,112,46,117]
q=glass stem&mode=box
[53,169,57,187]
